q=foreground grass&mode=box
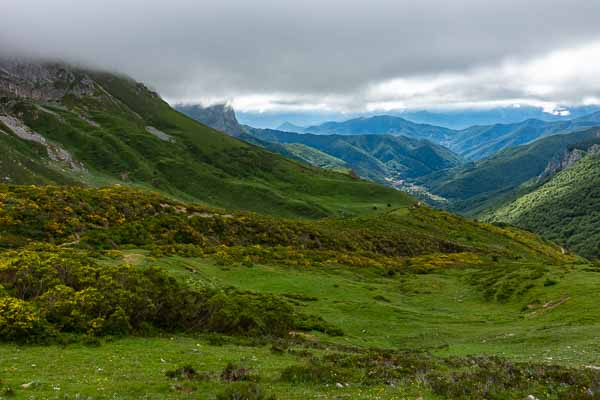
[2,253,599,399]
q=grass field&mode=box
[2,250,599,399]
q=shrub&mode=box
[0,247,342,341]
[280,363,344,384]
[0,296,48,341]
[216,382,275,400]
[166,365,210,381]
[220,363,256,382]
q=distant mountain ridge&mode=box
[395,106,600,129]
[304,115,454,144]
[450,113,600,159]
[292,112,600,160]
[276,121,305,133]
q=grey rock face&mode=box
[176,103,247,137]
[0,59,96,101]
[146,126,175,142]
[539,141,600,180]
[0,114,85,171]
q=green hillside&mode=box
[247,129,461,184]
[489,151,600,258]
[3,184,600,399]
[0,62,410,219]
[279,143,349,171]
[418,128,600,214]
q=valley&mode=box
[1,59,600,400]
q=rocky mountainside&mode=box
[416,128,600,214]
[174,103,247,137]
[489,145,600,258]
[0,60,96,100]
[0,59,411,218]
[538,143,600,180]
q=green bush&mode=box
[216,383,276,400]
[0,247,341,341]
[0,296,48,341]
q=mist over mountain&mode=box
[235,105,600,131]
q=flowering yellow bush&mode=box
[0,296,47,340]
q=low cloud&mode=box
[2,0,600,112]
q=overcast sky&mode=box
[3,0,600,114]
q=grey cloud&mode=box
[2,0,600,106]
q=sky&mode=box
[3,0,600,117]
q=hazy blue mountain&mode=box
[450,112,600,159]
[304,115,454,143]
[235,105,600,131]
[236,110,348,129]
[397,105,600,129]
[276,121,306,133]
[302,111,600,160]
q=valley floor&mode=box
[2,252,600,399]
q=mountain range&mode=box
[3,61,600,258]
[300,113,600,160]
[237,105,600,130]
[178,102,600,257]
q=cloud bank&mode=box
[2,0,600,112]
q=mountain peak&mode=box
[275,121,305,133]
[175,103,247,137]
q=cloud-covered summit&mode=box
[3,0,600,112]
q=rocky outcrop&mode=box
[0,59,96,101]
[175,103,247,137]
[539,143,600,180]
[146,126,174,142]
[0,115,84,171]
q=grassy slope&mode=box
[1,253,599,399]
[490,153,600,258]
[0,185,597,399]
[1,69,411,219]
[280,143,349,171]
